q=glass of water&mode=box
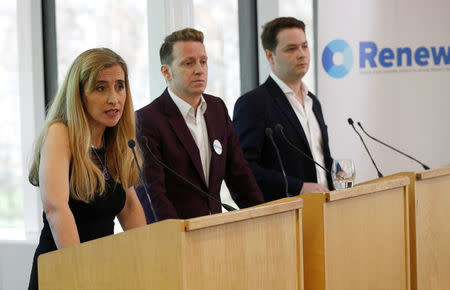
[332,159,355,190]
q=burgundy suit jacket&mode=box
[136,89,264,222]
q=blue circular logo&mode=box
[322,39,353,78]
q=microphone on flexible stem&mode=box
[265,128,291,197]
[138,136,236,212]
[357,121,430,170]
[347,118,383,178]
[275,124,331,175]
[128,139,159,222]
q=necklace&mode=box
[91,146,111,180]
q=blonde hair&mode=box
[29,48,141,202]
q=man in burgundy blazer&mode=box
[136,28,263,222]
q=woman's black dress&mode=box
[28,148,126,289]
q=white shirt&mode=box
[270,72,328,189]
[168,88,211,186]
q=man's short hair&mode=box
[261,17,305,52]
[160,28,204,65]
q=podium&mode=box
[375,166,450,290]
[410,166,450,290]
[300,176,411,290]
[38,198,304,289]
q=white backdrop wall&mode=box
[318,0,450,183]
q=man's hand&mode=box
[300,182,329,194]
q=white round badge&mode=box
[213,139,223,155]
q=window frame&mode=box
[7,0,46,241]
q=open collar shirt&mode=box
[168,88,211,186]
[270,72,328,189]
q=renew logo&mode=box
[360,42,450,68]
[322,39,450,78]
[322,39,353,78]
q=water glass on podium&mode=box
[332,159,355,190]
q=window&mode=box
[55,0,150,109]
[0,1,24,239]
[193,0,241,113]
[193,0,241,210]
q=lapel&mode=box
[203,96,221,188]
[310,92,327,145]
[265,77,311,154]
[162,89,208,187]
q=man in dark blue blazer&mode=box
[233,17,333,202]
[136,28,263,222]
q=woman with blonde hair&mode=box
[28,48,146,289]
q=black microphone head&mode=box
[128,139,136,148]
[357,121,363,128]
[275,124,284,133]
[222,203,236,212]
[265,127,273,137]
[138,136,148,146]
[347,118,354,125]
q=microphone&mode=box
[275,124,331,175]
[265,128,291,197]
[357,121,430,170]
[138,136,236,212]
[128,139,159,222]
[347,118,383,178]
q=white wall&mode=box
[318,0,450,182]
[0,241,36,290]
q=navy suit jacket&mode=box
[233,77,333,202]
[136,89,264,222]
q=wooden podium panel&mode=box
[38,198,304,290]
[301,177,411,290]
[414,166,450,290]
[183,204,301,289]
